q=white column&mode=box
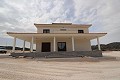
[97,37,101,50]
[12,37,16,53]
[53,36,56,52]
[30,36,34,52]
[30,42,32,52]
[72,36,75,51]
[23,40,25,53]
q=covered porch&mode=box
[7,32,106,53]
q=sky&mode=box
[0,0,120,48]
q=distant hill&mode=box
[92,42,120,51]
[0,46,30,51]
[1,42,120,51]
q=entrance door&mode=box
[42,42,51,52]
[58,42,66,51]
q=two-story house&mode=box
[7,23,106,57]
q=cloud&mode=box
[73,0,120,44]
[0,0,120,46]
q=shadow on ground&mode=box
[0,54,120,62]
[33,56,120,62]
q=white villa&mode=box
[7,23,107,54]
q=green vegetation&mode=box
[1,42,120,51]
[92,42,120,51]
[0,46,30,51]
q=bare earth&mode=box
[0,51,120,80]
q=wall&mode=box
[36,37,91,52]
[36,38,54,52]
[75,38,92,51]
[37,26,89,33]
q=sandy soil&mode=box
[0,51,120,80]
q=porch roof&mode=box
[7,32,107,43]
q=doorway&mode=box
[42,42,51,52]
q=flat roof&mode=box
[52,23,72,25]
[34,23,92,27]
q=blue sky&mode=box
[0,0,120,48]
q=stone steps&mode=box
[10,51,102,58]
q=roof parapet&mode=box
[34,23,92,27]
[52,23,72,25]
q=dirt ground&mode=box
[0,51,120,80]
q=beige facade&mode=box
[7,23,107,53]
[37,26,89,33]
[36,37,91,52]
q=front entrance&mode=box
[58,42,66,51]
[42,42,51,52]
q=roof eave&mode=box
[34,23,92,28]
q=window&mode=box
[78,30,84,33]
[58,42,66,51]
[60,29,66,31]
[43,29,50,33]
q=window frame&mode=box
[57,42,66,51]
[60,29,66,31]
[78,30,84,33]
[43,29,50,33]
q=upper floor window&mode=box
[43,29,50,33]
[78,30,84,33]
[60,29,66,31]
